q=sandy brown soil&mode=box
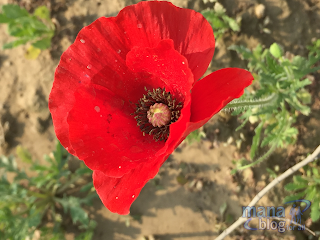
[1,0,320,240]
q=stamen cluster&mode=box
[134,87,183,141]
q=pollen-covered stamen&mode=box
[147,103,171,127]
[134,87,183,142]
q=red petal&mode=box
[66,41,193,177]
[114,1,215,81]
[93,153,168,215]
[126,39,194,101]
[67,84,165,177]
[50,1,212,152]
[92,99,191,215]
[186,68,253,134]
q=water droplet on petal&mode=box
[100,115,102,117]
[182,61,185,64]
[80,39,85,43]
[115,196,118,199]
[117,49,121,54]
[132,195,135,198]
[137,23,142,28]
[118,166,121,168]
[94,106,100,112]
[87,64,92,69]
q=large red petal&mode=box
[49,1,213,154]
[67,40,192,178]
[126,39,194,101]
[185,68,254,135]
[67,84,164,177]
[93,153,169,215]
[93,158,161,214]
[114,1,215,81]
[92,99,191,214]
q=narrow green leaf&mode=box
[2,38,29,49]
[32,37,51,50]
[80,182,94,193]
[284,182,308,191]
[250,121,264,159]
[293,175,309,184]
[283,191,306,203]
[16,145,33,164]
[2,4,29,19]
[235,118,248,131]
[305,187,317,201]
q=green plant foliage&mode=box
[0,142,97,240]
[185,129,206,144]
[201,2,240,41]
[284,163,320,223]
[227,41,320,170]
[0,4,55,57]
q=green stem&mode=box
[237,143,278,170]
[236,110,288,171]
[56,175,81,195]
[27,190,48,199]
[223,93,278,111]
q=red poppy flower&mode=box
[49,1,253,214]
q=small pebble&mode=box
[255,4,266,19]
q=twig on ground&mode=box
[215,145,320,240]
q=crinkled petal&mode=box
[93,152,168,215]
[126,39,193,101]
[92,99,191,214]
[113,1,215,81]
[185,68,254,135]
[49,1,213,154]
[67,40,192,177]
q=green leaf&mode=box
[311,200,320,222]
[284,182,308,191]
[235,118,248,131]
[33,6,51,22]
[222,15,240,32]
[80,182,94,193]
[75,166,92,175]
[32,36,51,50]
[2,38,30,49]
[0,13,12,23]
[269,43,283,58]
[57,196,89,226]
[283,191,306,203]
[297,89,311,105]
[312,168,320,176]
[293,175,309,184]
[305,187,317,201]
[2,4,29,19]
[250,121,264,159]
[16,146,33,164]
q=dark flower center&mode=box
[134,87,183,142]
